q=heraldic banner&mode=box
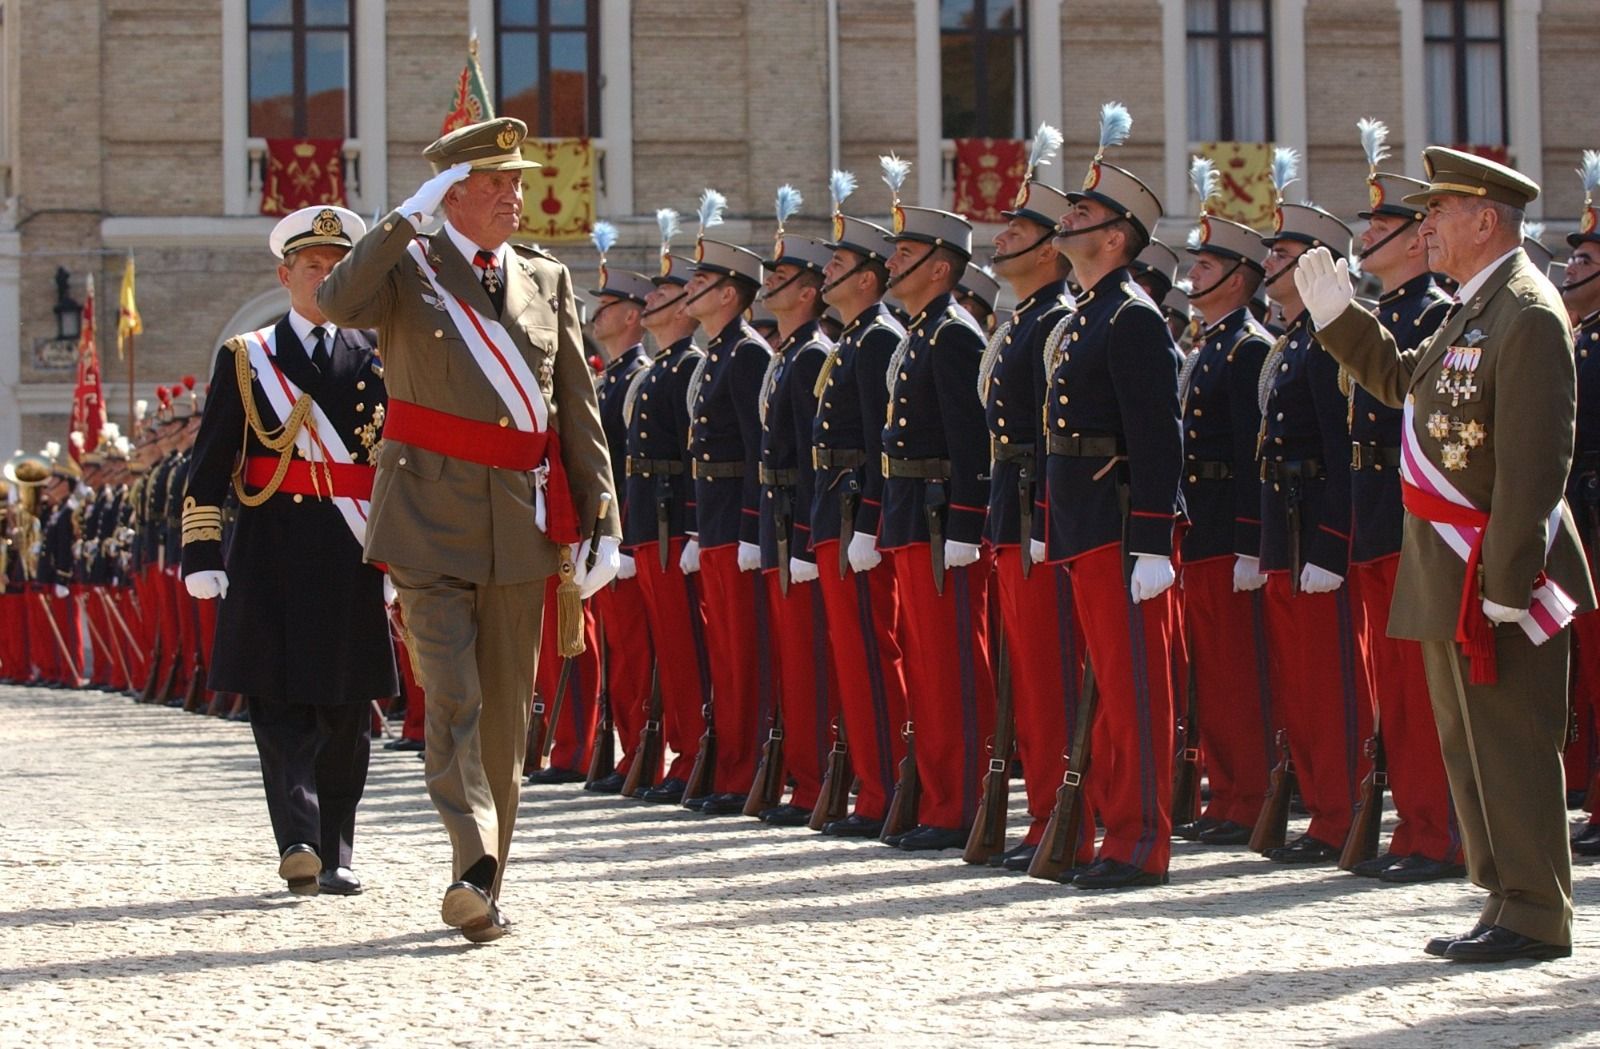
[260,139,347,216]
[516,139,596,243]
[952,138,1027,224]
[71,275,105,460]
[1195,142,1276,230]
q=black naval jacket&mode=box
[181,315,396,706]
[39,498,75,588]
[1568,311,1600,547]
[759,320,830,568]
[596,343,647,537]
[1179,306,1271,565]
[983,280,1075,547]
[810,302,903,547]
[622,336,701,551]
[1258,311,1352,577]
[1042,268,1183,562]
[1350,274,1451,565]
[879,291,989,549]
[687,318,771,550]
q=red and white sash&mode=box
[243,325,370,546]
[405,240,551,532]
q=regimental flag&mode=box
[1195,142,1276,230]
[443,33,494,134]
[116,255,141,361]
[70,275,105,461]
[951,138,1028,224]
[517,139,595,243]
[260,139,347,216]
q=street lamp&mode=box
[53,266,80,342]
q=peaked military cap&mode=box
[424,117,542,174]
[824,215,895,262]
[1402,146,1539,210]
[270,205,365,260]
[694,239,764,287]
[888,206,974,259]
[1262,204,1354,260]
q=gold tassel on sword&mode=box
[556,492,612,658]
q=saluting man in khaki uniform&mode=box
[1298,147,1596,963]
[318,117,619,943]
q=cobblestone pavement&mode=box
[2,686,1597,1048]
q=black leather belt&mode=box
[1350,444,1401,471]
[1261,458,1326,482]
[627,456,684,477]
[1184,460,1233,482]
[990,439,1036,464]
[759,466,799,486]
[692,460,745,480]
[882,455,951,479]
[1046,434,1120,457]
[813,448,867,470]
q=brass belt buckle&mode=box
[881,452,891,477]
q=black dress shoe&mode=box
[641,777,687,803]
[1174,817,1221,841]
[1266,834,1339,864]
[993,843,1038,872]
[1197,820,1251,846]
[317,867,363,896]
[758,803,812,827]
[698,792,748,816]
[1425,922,1490,957]
[1443,925,1570,963]
[585,771,626,794]
[441,882,505,943]
[821,813,883,838]
[1349,851,1405,879]
[384,737,424,752]
[897,825,967,852]
[525,766,585,785]
[277,844,321,896]
[1378,853,1466,884]
[1072,858,1168,890]
[1572,823,1600,856]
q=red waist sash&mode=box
[244,457,375,501]
[1401,478,1497,683]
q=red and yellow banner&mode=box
[951,138,1027,224]
[260,139,346,216]
[443,35,494,134]
[71,276,105,460]
[517,139,595,244]
[1196,142,1276,230]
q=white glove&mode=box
[185,570,228,600]
[848,532,882,573]
[572,535,621,600]
[737,541,762,573]
[1482,597,1527,624]
[1130,554,1176,604]
[616,553,637,581]
[1299,562,1345,594]
[1029,538,1048,565]
[1293,247,1356,330]
[383,575,397,607]
[945,540,982,569]
[679,538,701,575]
[53,584,69,599]
[399,161,472,225]
[1232,554,1268,592]
[790,557,819,584]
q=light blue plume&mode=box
[1357,118,1390,170]
[980,264,997,279]
[1523,221,1545,242]
[1189,155,1220,208]
[1579,150,1600,195]
[1027,123,1064,173]
[880,153,911,194]
[656,207,680,245]
[1271,147,1300,196]
[697,188,727,232]
[590,220,618,256]
[829,169,857,211]
[1097,102,1132,153]
[775,184,803,227]
[1186,225,1203,250]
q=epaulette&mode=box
[1227,315,1273,362]
[1110,279,1164,325]
[669,345,705,375]
[933,302,984,343]
[861,312,906,342]
[735,321,771,351]
[1040,292,1076,319]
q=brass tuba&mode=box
[4,451,50,580]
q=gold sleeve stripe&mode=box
[181,496,224,545]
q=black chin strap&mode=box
[885,244,937,290]
[1185,259,1247,303]
[640,288,686,319]
[990,225,1057,265]
[1264,254,1303,289]
[758,267,806,302]
[679,275,730,311]
[1357,218,1417,261]
[821,254,874,296]
[1051,217,1126,241]
[590,298,628,324]
[1564,267,1600,294]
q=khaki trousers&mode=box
[1420,630,1573,945]
[389,565,543,899]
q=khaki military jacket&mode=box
[1317,249,1596,640]
[317,211,617,585]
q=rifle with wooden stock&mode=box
[584,616,615,787]
[809,714,852,831]
[964,620,1014,865]
[681,697,717,807]
[1249,728,1297,854]
[1171,633,1201,826]
[619,662,664,798]
[743,704,786,816]
[879,721,920,841]
[534,501,612,770]
[1338,721,1388,870]
[1027,655,1099,882]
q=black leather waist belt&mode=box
[758,466,799,486]
[691,460,745,480]
[1350,444,1401,471]
[627,456,685,477]
[882,455,951,479]
[990,439,1037,464]
[1184,460,1233,481]
[1261,458,1326,482]
[1046,434,1121,457]
[813,448,867,470]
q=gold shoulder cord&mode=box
[227,336,316,507]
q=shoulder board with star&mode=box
[934,303,985,342]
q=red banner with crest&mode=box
[951,138,1027,224]
[260,138,346,216]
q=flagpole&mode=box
[126,328,135,435]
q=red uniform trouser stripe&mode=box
[1567,607,1600,798]
[1350,556,1462,861]
[812,541,908,821]
[994,549,1084,844]
[80,588,117,688]
[697,545,767,795]
[1069,544,1176,872]
[590,576,654,776]
[633,537,713,782]
[762,572,836,809]
[1262,573,1375,846]
[891,543,995,830]
[26,586,51,681]
[1182,558,1275,826]
[537,577,601,772]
